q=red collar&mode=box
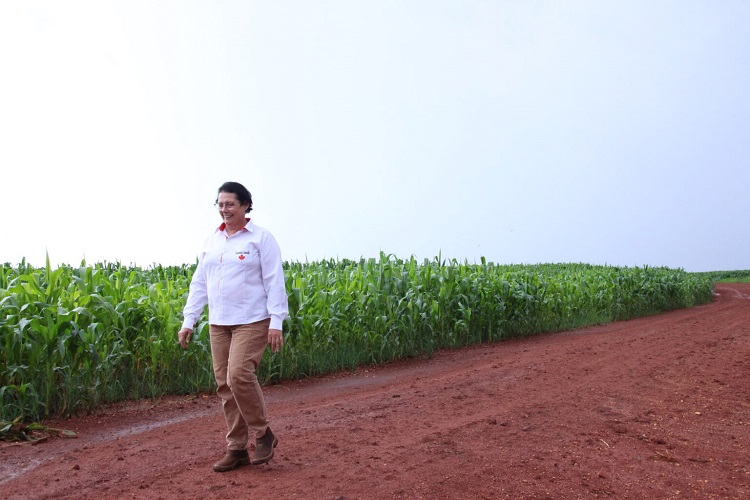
[218,218,251,232]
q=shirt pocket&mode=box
[234,243,260,266]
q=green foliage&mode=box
[693,269,750,283]
[1,253,715,422]
[0,259,213,421]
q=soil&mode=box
[1,283,749,500]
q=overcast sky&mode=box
[1,1,748,272]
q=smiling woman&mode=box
[176,181,289,472]
[214,181,253,236]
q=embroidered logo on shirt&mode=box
[237,250,250,261]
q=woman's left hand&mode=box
[268,328,284,352]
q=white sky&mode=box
[1,1,748,272]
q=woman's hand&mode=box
[178,328,193,349]
[268,328,284,352]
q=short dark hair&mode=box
[216,181,253,213]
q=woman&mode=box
[177,181,288,472]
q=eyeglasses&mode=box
[215,202,238,209]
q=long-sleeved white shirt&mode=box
[181,219,289,331]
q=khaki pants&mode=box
[209,319,271,451]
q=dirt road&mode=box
[2,283,749,499]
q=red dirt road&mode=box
[1,283,749,499]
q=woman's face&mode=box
[216,191,249,228]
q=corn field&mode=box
[1,253,716,423]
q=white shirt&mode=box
[181,219,289,331]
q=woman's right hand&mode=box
[177,328,193,349]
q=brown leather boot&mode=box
[251,428,278,465]
[213,449,250,472]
